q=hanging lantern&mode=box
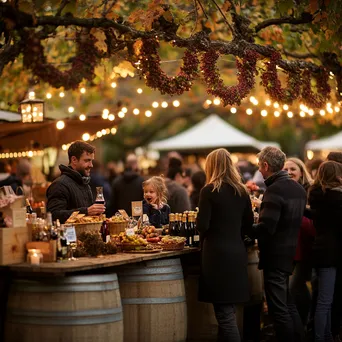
[19,92,44,123]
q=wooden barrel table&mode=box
[5,273,123,342]
[118,258,187,342]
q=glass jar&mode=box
[27,249,43,265]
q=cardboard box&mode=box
[0,226,30,265]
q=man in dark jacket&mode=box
[47,141,105,223]
[253,146,306,342]
[108,154,144,216]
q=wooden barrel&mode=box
[5,273,123,342]
[118,258,187,342]
[247,245,264,305]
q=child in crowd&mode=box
[142,176,170,228]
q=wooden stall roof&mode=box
[0,116,121,152]
[5,248,199,277]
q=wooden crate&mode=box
[0,226,30,265]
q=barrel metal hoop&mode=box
[119,272,184,282]
[119,266,183,276]
[7,308,123,325]
[122,296,186,305]
[12,281,119,293]
[145,259,181,267]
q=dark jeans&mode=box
[213,303,241,342]
[263,268,304,342]
[290,261,313,326]
[332,266,342,337]
[314,267,336,342]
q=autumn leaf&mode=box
[133,40,143,56]
[222,1,232,12]
[91,29,107,53]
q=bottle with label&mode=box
[100,220,110,242]
[26,198,33,214]
[181,214,189,245]
[173,213,180,236]
[167,213,175,236]
[192,214,200,247]
[31,213,38,241]
[187,214,194,247]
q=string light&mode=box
[68,106,74,113]
[108,114,115,121]
[206,100,212,105]
[56,120,65,129]
[300,111,306,117]
[79,114,86,121]
[59,92,65,98]
[62,144,68,150]
[111,127,117,135]
[133,108,140,115]
[273,102,279,109]
[111,82,117,88]
[101,129,106,135]
[102,109,109,119]
[80,87,86,94]
[246,108,253,115]
[287,111,294,118]
[274,111,280,117]
[46,93,52,99]
[261,110,267,117]
[137,88,143,94]
[335,106,340,112]
[230,107,237,114]
[96,131,102,138]
[122,107,128,113]
[82,133,90,141]
[173,100,180,107]
[145,110,152,117]
[308,109,314,116]
[118,111,125,118]
[327,107,333,114]
[319,109,326,116]
[0,150,44,159]
[265,100,271,106]
[161,101,168,108]
[283,104,289,110]
[213,98,221,106]
[152,101,159,108]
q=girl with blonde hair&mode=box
[142,176,170,228]
[197,148,254,342]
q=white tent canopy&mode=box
[0,110,21,122]
[149,114,279,152]
[306,131,342,151]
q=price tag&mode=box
[126,227,135,236]
[65,226,77,243]
[131,201,143,216]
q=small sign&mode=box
[118,209,129,219]
[132,201,143,216]
[65,226,77,243]
[126,227,135,236]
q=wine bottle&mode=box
[26,198,33,214]
[188,214,194,247]
[181,214,189,246]
[168,213,175,236]
[192,214,200,247]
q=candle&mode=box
[30,253,40,265]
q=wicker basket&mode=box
[160,242,185,251]
[121,243,147,251]
[108,221,129,235]
[74,222,102,234]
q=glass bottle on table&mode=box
[192,214,200,247]
[181,214,189,246]
[26,198,33,214]
[167,213,175,236]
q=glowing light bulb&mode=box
[213,98,221,105]
[122,107,128,113]
[261,110,268,117]
[307,150,314,160]
[118,111,125,118]
[308,109,314,116]
[56,120,65,129]
[274,111,280,117]
[250,96,256,103]
[273,102,279,109]
[108,114,115,121]
[265,100,271,106]
[111,128,117,135]
[287,111,294,118]
[246,108,253,115]
[335,106,340,112]
[80,87,86,94]
[96,131,102,138]
[102,112,109,119]
[133,108,140,115]
[59,92,65,98]
[230,107,237,114]
[206,100,212,105]
[68,106,74,113]
[137,88,143,94]
[145,110,152,117]
[46,93,52,99]
[283,104,289,110]
[79,114,86,121]
[62,144,68,150]
[319,109,325,116]
[161,102,168,108]
[111,82,117,88]
[300,111,306,117]
[152,102,159,108]
[173,100,180,107]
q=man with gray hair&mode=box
[253,146,307,342]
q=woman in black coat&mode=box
[197,148,254,342]
[308,161,342,342]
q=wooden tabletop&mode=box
[5,248,200,276]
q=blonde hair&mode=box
[286,157,313,188]
[205,148,248,196]
[143,176,168,204]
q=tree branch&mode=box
[254,12,314,32]
[211,0,235,35]
[56,0,70,17]
[0,40,23,75]
[195,0,208,20]
[283,49,318,59]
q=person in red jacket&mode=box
[284,157,315,327]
